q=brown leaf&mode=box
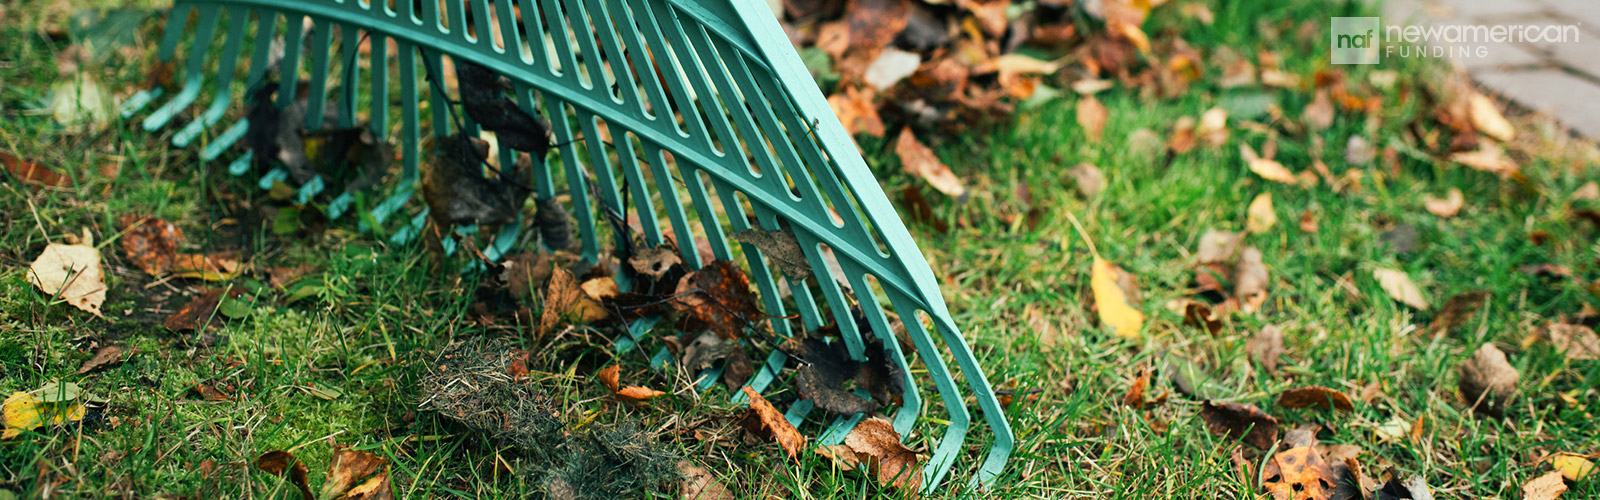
[843,418,922,491]
[816,21,851,59]
[1196,229,1242,264]
[1277,386,1355,412]
[76,345,127,374]
[678,461,733,500]
[731,227,810,281]
[1,150,68,187]
[320,448,393,500]
[187,383,233,402]
[539,266,610,337]
[739,386,805,460]
[1541,323,1600,360]
[169,252,242,281]
[1200,400,1279,449]
[1426,291,1487,338]
[596,365,666,401]
[164,288,244,332]
[1303,89,1334,131]
[673,260,760,339]
[1067,163,1106,197]
[1168,116,1197,154]
[253,450,313,500]
[1522,471,1566,500]
[119,215,183,275]
[844,0,911,54]
[1077,95,1109,142]
[1248,325,1285,375]
[828,86,886,137]
[1234,247,1268,314]
[1261,447,1339,500]
[1298,209,1318,233]
[1424,188,1464,218]
[895,129,965,197]
[1459,343,1518,417]
[1123,368,1149,408]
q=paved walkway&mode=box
[1384,0,1600,138]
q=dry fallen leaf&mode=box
[1452,145,1517,175]
[1241,144,1297,184]
[1197,108,1229,147]
[828,86,886,137]
[597,365,666,401]
[320,448,393,500]
[1424,189,1464,218]
[1542,324,1600,360]
[1262,446,1340,500]
[1078,95,1109,142]
[843,418,922,491]
[1373,268,1428,310]
[1298,209,1318,233]
[1248,325,1286,375]
[1,150,69,187]
[1091,256,1144,339]
[1246,193,1277,234]
[673,260,760,339]
[164,288,245,332]
[895,128,965,197]
[1196,229,1243,264]
[76,345,127,374]
[254,450,314,500]
[1123,368,1149,408]
[1277,386,1355,412]
[1200,400,1279,449]
[678,461,733,500]
[540,266,610,336]
[1468,93,1515,142]
[1551,453,1595,482]
[27,229,106,318]
[1427,291,1488,338]
[1168,116,1198,154]
[739,386,804,460]
[1522,471,1566,500]
[1067,163,1107,198]
[1235,247,1269,314]
[1459,343,1518,417]
[1303,89,1334,131]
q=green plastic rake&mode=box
[122,0,1013,491]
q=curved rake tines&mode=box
[126,0,1013,491]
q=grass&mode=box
[3,0,1600,498]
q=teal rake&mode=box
[122,0,1013,491]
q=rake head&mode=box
[123,0,1013,491]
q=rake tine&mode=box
[143,4,220,131]
[173,11,250,148]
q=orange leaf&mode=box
[739,386,805,460]
[895,129,965,197]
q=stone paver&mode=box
[1384,0,1600,139]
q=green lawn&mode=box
[2,0,1599,498]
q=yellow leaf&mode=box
[1468,93,1515,142]
[26,228,106,318]
[1241,144,1296,184]
[1091,257,1144,339]
[1246,193,1277,234]
[1374,267,1429,310]
[3,391,86,440]
[1553,453,1595,482]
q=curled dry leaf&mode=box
[1373,268,1428,310]
[254,450,314,500]
[1246,193,1277,234]
[1459,343,1518,417]
[628,246,684,282]
[842,418,922,491]
[1077,95,1109,142]
[1262,447,1339,500]
[1303,89,1334,131]
[540,266,610,336]
[1,150,69,187]
[1197,108,1229,147]
[76,345,127,374]
[28,229,106,318]
[1298,209,1318,233]
[1423,189,1464,218]
[1468,93,1515,142]
[1452,145,1517,175]
[1168,116,1197,154]
[1091,256,1144,339]
[739,386,804,460]
[1123,368,1149,408]
[164,288,245,332]
[1068,163,1107,197]
[1522,471,1566,500]
[1200,400,1279,449]
[731,227,810,281]
[1248,325,1286,375]
[320,448,393,500]
[1242,144,1297,184]
[119,215,183,275]
[1426,291,1488,338]
[597,365,666,401]
[1277,386,1355,412]
[678,461,734,500]
[673,260,761,339]
[828,86,886,137]
[895,129,965,197]
[1235,247,1269,314]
